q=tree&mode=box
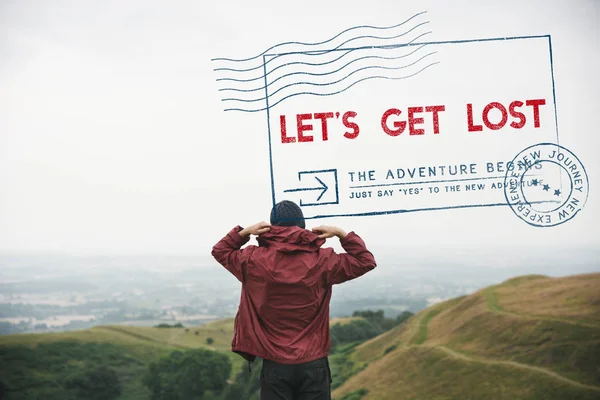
[206,337,214,345]
[396,311,414,325]
[63,364,122,400]
[330,319,381,346]
[155,323,185,329]
[352,310,384,321]
[143,348,231,400]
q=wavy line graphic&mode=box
[215,31,432,85]
[223,62,439,113]
[211,11,439,112]
[213,21,430,76]
[219,45,432,93]
[222,52,437,104]
[211,11,427,63]
[216,49,355,84]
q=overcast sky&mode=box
[0,0,598,258]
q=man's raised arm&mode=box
[312,225,377,285]
[211,222,271,282]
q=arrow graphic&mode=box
[284,176,329,201]
[282,169,339,207]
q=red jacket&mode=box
[211,225,376,364]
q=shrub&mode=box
[143,348,231,400]
[154,323,185,329]
[384,345,397,355]
[63,364,122,400]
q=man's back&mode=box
[211,200,376,400]
[211,224,376,364]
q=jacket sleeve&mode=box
[211,226,254,282]
[326,231,377,285]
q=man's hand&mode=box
[311,225,347,239]
[239,221,271,238]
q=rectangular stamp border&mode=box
[263,35,559,220]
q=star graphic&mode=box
[532,179,539,186]
[554,189,561,196]
[543,184,550,191]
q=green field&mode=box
[0,315,379,399]
[0,319,242,399]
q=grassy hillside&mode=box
[333,273,600,400]
[0,315,369,399]
[0,319,241,368]
[3,273,599,400]
[0,318,241,399]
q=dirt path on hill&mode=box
[404,308,427,344]
[434,345,600,392]
[400,296,600,392]
[96,326,190,349]
[483,288,600,330]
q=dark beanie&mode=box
[270,200,305,229]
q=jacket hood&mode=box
[256,225,325,252]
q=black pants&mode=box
[260,356,332,400]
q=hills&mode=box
[1,273,599,399]
[332,273,600,400]
[0,319,239,398]
[0,316,364,399]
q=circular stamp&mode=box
[503,143,589,227]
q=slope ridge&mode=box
[334,345,600,400]
[435,345,600,392]
[333,273,600,399]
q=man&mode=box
[211,200,376,400]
